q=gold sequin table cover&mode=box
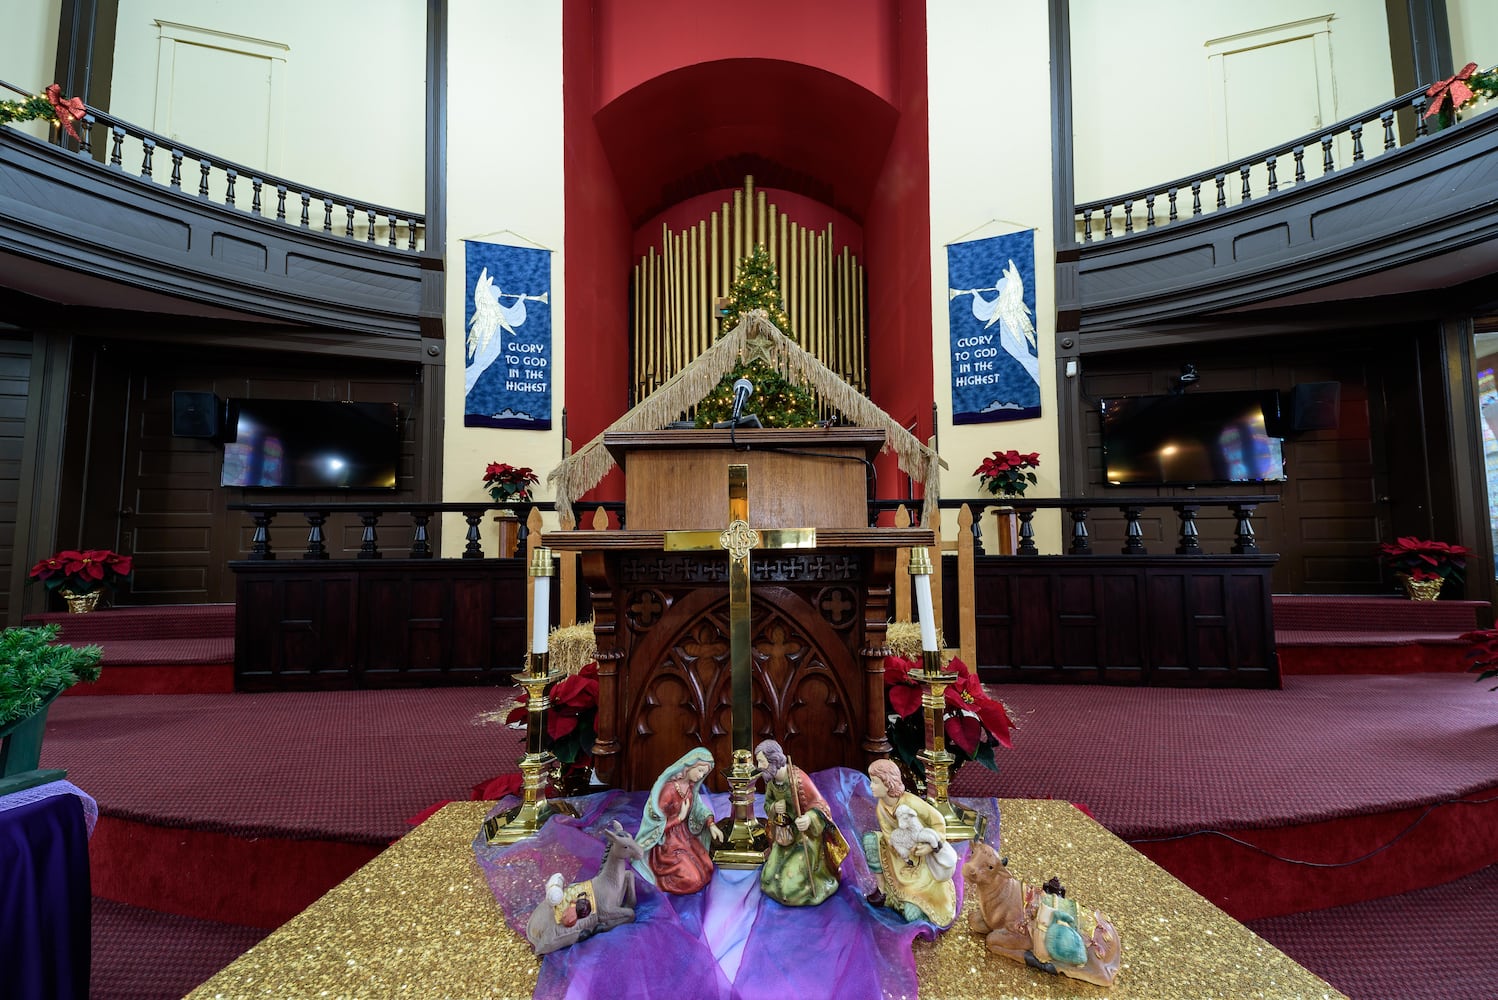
[188,800,1345,999]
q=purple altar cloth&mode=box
[474,767,999,1000]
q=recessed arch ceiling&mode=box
[593,58,899,227]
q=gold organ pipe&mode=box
[732,190,745,282]
[756,190,767,254]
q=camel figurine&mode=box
[962,840,1122,988]
[525,821,644,955]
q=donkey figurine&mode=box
[525,820,645,955]
[962,840,1123,988]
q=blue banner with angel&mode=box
[464,240,552,429]
[946,231,1040,424]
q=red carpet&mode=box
[1273,595,1488,675]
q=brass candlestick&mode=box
[484,548,577,845]
[907,546,985,843]
[712,748,770,868]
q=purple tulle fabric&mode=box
[473,767,1000,1000]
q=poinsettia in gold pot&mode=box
[29,548,133,612]
[483,462,539,558]
[1377,536,1470,600]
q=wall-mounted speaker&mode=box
[1291,381,1341,432]
[172,391,222,439]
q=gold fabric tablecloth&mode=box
[189,800,1344,1000]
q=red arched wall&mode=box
[633,189,864,262]
[563,0,931,504]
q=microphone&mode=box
[730,378,754,423]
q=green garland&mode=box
[0,625,102,728]
[1425,62,1498,127]
[695,246,820,428]
[0,94,58,129]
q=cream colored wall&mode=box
[1448,1,1498,70]
[108,0,424,210]
[0,0,63,142]
[441,0,566,556]
[927,1,1061,550]
[1071,0,1397,204]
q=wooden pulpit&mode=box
[541,428,935,792]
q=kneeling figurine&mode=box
[525,821,643,955]
[861,759,958,926]
[962,840,1122,988]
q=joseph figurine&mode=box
[755,739,847,906]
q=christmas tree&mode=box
[694,246,820,428]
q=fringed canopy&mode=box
[547,311,947,523]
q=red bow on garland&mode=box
[1424,62,1479,120]
[44,83,85,140]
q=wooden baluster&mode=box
[1214,172,1226,208]
[1190,180,1202,216]
[1381,109,1396,150]
[78,114,94,156]
[1175,505,1202,556]
[140,137,155,178]
[388,215,399,247]
[515,503,535,551]
[1145,193,1156,228]
[409,511,433,557]
[249,511,276,560]
[1239,164,1252,201]
[299,192,311,228]
[1121,505,1147,554]
[1320,135,1335,174]
[1265,156,1278,193]
[408,222,418,251]
[198,159,211,197]
[251,177,263,215]
[366,207,378,243]
[358,511,381,558]
[1123,199,1134,233]
[345,205,356,238]
[109,126,124,168]
[1082,208,1093,242]
[1293,145,1306,184]
[276,185,287,222]
[169,149,183,189]
[1229,503,1260,554]
[1350,122,1364,162]
[1016,507,1038,555]
[224,168,237,206]
[1415,97,1430,137]
[1102,204,1113,239]
[1067,507,1092,555]
[970,504,986,556]
[462,509,485,558]
[323,198,334,233]
[303,512,330,560]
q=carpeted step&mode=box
[24,606,237,694]
[24,604,236,643]
[91,897,268,1000]
[1272,595,1488,633]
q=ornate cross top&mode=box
[663,463,815,867]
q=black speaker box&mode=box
[172,391,222,439]
[1291,381,1341,432]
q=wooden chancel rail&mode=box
[227,495,1279,692]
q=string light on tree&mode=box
[695,246,819,429]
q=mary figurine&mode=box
[633,747,723,894]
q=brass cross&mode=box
[663,463,815,866]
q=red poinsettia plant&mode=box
[974,450,1041,499]
[482,462,539,503]
[1459,629,1498,692]
[29,549,133,596]
[505,662,599,790]
[883,654,1012,783]
[1376,536,1470,584]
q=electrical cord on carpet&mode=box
[1125,793,1498,868]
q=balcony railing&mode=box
[2,79,424,253]
[1074,83,1474,244]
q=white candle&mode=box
[531,574,551,654]
[913,571,938,652]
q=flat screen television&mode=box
[1100,390,1286,486]
[221,399,400,490]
